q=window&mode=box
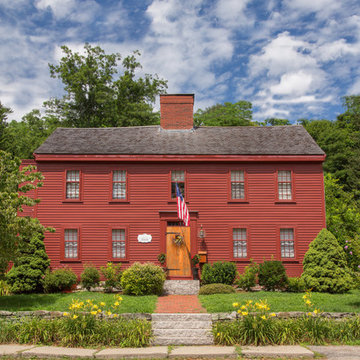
[112,170,126,200]
[66,170,80,199]
[112,229,126,259]
[231,170,245,199]
[278,170,292,200]
[280,228,295,258]
[64,229,78,259]
[171,170,185,199]
[233,228,247,258]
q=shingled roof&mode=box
[34,125,324,156]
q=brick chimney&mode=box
[160,94,194,130]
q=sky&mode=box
[0,0,360,123]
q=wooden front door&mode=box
[166,226,191,277]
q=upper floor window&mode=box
[231,170,245,199]
[112,229,126,259]
[171,170,185,199]
[278,170,292,200]
[66,170,80,199]
[112,170,126,200]
[280,228,295,258]
[233,228,247,258]
[64,229,78,259]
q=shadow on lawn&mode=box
[0,293,62,311]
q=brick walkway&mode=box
[155,295,207,313]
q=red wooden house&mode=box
[26,94,326,278]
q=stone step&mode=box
[152,320,212,329]
[162,280,200,295]
[152,313,212,321]
[153,336,214,346]
[153,328,212,337]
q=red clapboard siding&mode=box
[25,159,325,277]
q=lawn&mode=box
[0,292,158,313]
[199,289,360,313]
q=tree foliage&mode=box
[302,228,354,293]
[0,151,50,274]
[194,101,253,127]
[6,231,50,293]
[45,44,167,128]
[0,102,11,151]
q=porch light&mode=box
[198,225,206,239]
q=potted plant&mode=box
[191,254,200,280]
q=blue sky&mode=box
[1,0,360,122]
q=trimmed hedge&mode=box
[199,283,236,295]
[201,261,237,285]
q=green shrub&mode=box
[237,260,259,291]
[201,261,237,285]
[302,229,354,293]
[286,277,305,293]
[121,262,166,296]
[0,280,11,296]
[43,268,78,293]
[6,232,50,294]
[258,260,288,291]
[80,264,100,291]
[100,262,122,291]
[199,283,236,295]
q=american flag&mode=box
[176,183,190,226]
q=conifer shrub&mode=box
[258,260,288,291]
[6,232,50,294]
[121,262,166,295]
[43,268,78,293]
[201,261,237,285]
[302,229,354,293]
[80,264,100,291]
[286,277,305,292]
[199,283,236,295]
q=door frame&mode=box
[159,210,198,280]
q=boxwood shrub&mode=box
[199,283,236,295]
[201,261,237,285]
[43,268,78,293]
[121,262,166,295]
[258,260,288,291]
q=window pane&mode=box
[233,228,247,258]
[112,229,125,258]
[280,228,294,240]
[66,182,79,199]
[171,182,185,198]
[112,229,125,241]
[231,170,244,182]
[281,241,295,258]
[65,229,78,259]
[113,170,126,182]
[66,170,79,182]
[278,170,291,182]
[233,228,246,240]
[231,183,245,199]
[278,183,292,200]
[171,170,184,182]
[113,183,126,199]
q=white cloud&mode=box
[214,0,253,27]
[35,0,76,18]
[270,71,313,96]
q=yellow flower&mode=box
[306,300,312,305]
[86,299,91,303]
[241,305,247,310]
[113,314,118,318]
[232,302,239,307]
[307,312,312,316]
[248,300,253,304]
[237,309,241,314]
[261,315,266,320]
[217,332,220,336]
[97,309,101,313]
[117,296,123,301]
[100,302,106,307]
[313,309,319,314]
[91,311,97,315]
[114,301,120,307]
[302,295,307,299]
[72,315,78,319]
[106,311,112,316]
[270,313,276,317]
[93,305,98,309]
[63,312,70,317]
[242,312,248,316]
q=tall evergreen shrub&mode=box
[302,228,354,293]
[6,232,50,293]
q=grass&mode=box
[0,292,158,313]
[199,289,360,313]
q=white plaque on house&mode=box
[137,234,152,243]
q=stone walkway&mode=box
[155,295,206,313]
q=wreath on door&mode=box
[173,234,184,246]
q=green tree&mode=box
[6,231,50,293]
[324,173,360,271]
[263,118,291,126]
[0,151,50,274]
[0,102,11,151]
[194,101,253,127]
[302,228,354,293]
[45,44,167,128]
